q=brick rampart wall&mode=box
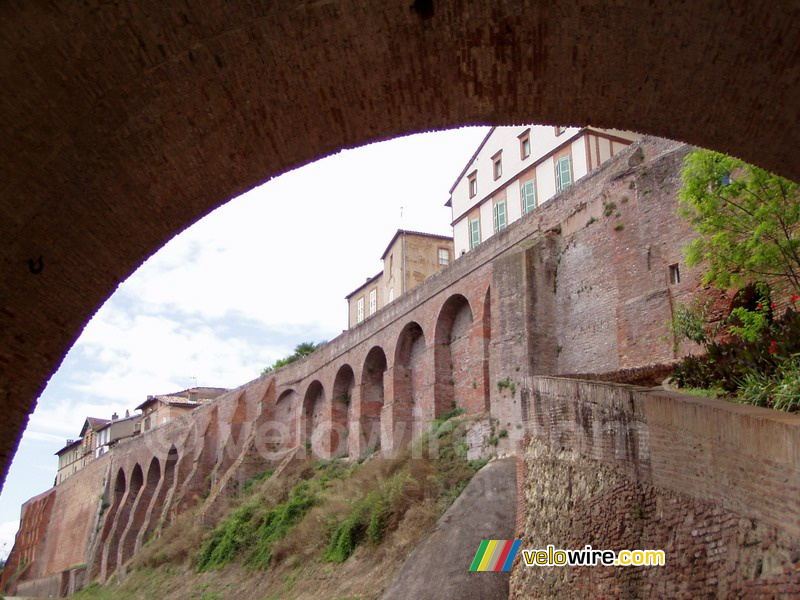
[510,377,800,598]
[9,137,793,595]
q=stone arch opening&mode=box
[106,464,143,575]
[146,456,161,486]
[302,380,326,458]
[331,365,355,457]
[394,321,427,436]
[143,446,178,542]
[121,457,161,564]
[112,469,126,504]
[274,389,298,452]
[360,346,387,454]
[434,294,484,416]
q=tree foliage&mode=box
[261,341,324,376]
[679,149,800,293]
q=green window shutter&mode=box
[557,156,572,191]
[494,202,506,233]
[470,218,481,249]
[521,181,536,214]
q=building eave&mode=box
[344,271,383,300]
[379,229,453,260]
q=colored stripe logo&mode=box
[470,540,521,571]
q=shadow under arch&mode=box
[302,380,326,458]
[359,346,387,456]
[331,364,355,458]
[273,388,298,452]
[120,456,161,566]
[142,445,179,541]
[434,293,486,416]
[105,463,143,577]
[393,321,427,443]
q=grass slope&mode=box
[73,412,490,600]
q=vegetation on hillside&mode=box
[671,149,800,411]
[261,341,324,376]
[72,411,490,600]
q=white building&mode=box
[446,125,641,256]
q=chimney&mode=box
[66,439,73,445]
[188,390,198,402]
[125,409,130,418]
[111,412,118,420]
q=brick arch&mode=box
[393,321,428,444]
[357,346,387,456]
[331,365,355,458]
[434,293,487,416]
[142,446,178,543]
[273,388,298,452]
[119,457,161,566]
[301,380,326,458]
[104,464,143,577]
[2,2,800,488]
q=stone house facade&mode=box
[447,125,640,256]
[345,230,454,328]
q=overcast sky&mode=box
[0,126,491,558]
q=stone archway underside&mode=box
[2,1,799,489]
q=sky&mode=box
[0,126,491,559]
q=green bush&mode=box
[196,505,256,571]
[196,481,316,572]
[246,483,316,569]
[324,473,410,563]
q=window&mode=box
[469,218,481,249]
[468,172,477,198]
[669,264,681,285]
[492,152,502,180]
[554,126,566,136]
[357,297,364,323]
[494,201,507,233]
[389,287,394,302]
[438,248,450,266]
[521,180,536,214]
[369,289,377,315]
[389,253,393,272]
[556,155,572,191]
[519,131,531,159]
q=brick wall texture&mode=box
[4,137,799,596]
[510,377,800,598]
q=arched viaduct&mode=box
[2,1,800,490]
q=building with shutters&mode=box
[446,125,641,257]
